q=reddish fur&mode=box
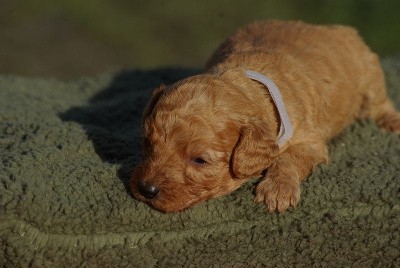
[130,20,400,213]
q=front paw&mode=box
[254,177,300,213]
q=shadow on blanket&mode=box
[0,58,399,267]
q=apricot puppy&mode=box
[130,20,400,212]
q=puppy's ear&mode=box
[142,84,166,121]
[230,125,279,180]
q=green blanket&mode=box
[1,57,400,267]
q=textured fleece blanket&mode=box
[1,56,400,267]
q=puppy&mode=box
[130,20,400,212]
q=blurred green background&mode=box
[1,0,399,78]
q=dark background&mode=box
[1,0,399,79]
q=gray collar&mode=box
[245,70,293,147]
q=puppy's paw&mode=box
[378,110,400,133]
[254,177,300,213]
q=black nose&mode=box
[138,182,159,199]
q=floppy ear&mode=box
[142,84,166,123]
[230,125,279,180]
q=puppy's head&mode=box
[130,74,279,212]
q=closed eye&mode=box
[192,157,208,165]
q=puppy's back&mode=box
[207,20,375,70]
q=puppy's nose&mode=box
[138,182,159,199]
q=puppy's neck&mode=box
[245,70,293,147]
[209,67,282,142]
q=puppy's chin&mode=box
[151,199,198,213]
[136,195,200,213]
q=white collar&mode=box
[245,70,293,147]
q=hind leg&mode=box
[373,100,400,133]
[363,75,400,133]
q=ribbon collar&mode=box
[245,70,293,147]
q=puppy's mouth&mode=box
[130,180,199,212]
